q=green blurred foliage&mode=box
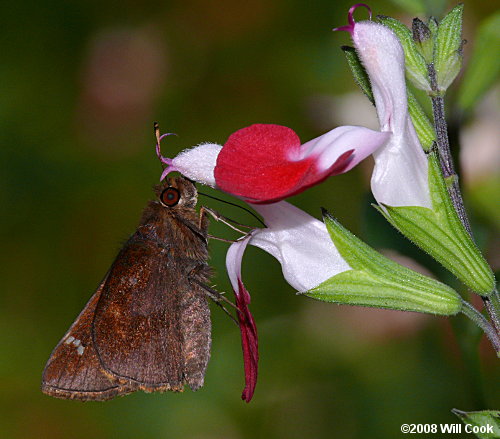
[457,11,500,112]
[0,1,498,438]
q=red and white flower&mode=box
[156,3,435,401]
[226,201,353,402]
[166,122,389,204]
[161,4,430,208]
[339,4,431,208]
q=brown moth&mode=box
[41,176,213,401]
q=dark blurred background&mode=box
[1,0,498,438]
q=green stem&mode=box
[428,64,499,341]
[485,289,500,335]
[460,300,500,354]
[428,63,472,235]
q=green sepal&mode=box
[428,16,438,36]
[377,15,431,92]
[376,153,495,295]
[434,4,464,92]
[341,46,374,105]
[452,409,500,439]
[305,210,462,316]
[407,89,436,151]
[457,11,500,112]
[412,18,434,63]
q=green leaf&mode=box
[407,88,436,151]
[305,211,462,316]
[457,11,500,112]
[341,46,374,105]
[377,153,495,294]
[452,409,500,438]
[377,15,431,92]
[434,4,464,92]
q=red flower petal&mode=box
[214,124,353,203]
[235,279,258,403]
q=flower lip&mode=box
[214,123,387,204]
[246,149,354,204]
[249,201,352,291]
[333,3,372,34]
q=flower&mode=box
[226,234,258,403]
[213,124,389,203]
[162,123,389,204]
[225,201,351,401]
[159,4,432,209]
[246,201,351,290]
[153,4,440,400]
[340,4,432,208]
[226,201,353,402]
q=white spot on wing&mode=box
[64,335,84,354]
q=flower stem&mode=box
[462,300,500,357]
[428,64,500,341]
[485,289,500,336]
[460,300,500,355]
[428,63,472,236]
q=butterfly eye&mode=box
[160,187,181,207]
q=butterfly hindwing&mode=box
[41,276,135,401]
[92,201,212,392]
[92,237,186,391]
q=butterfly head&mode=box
[155,176,198,209]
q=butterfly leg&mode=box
[200,206,253,235]
[189,273,239,325]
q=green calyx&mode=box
[341,46,374,104]
[378,5,465,94]
[305,210,462,316]
[434,4,464,92]
[377,152,495,295]
[452,409,500,438]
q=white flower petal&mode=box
[172,143,222,187]
[353,21,431,208]
[226,233,253,295]
[300,125,390,172]
[353,21,407,133]
[371,116,431,208]
[249,201,351,292]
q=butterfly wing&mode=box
[92,234,211,392]
[41,275,135,401]
[43,182,212,400]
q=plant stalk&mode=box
[428,63,499,338]
[460,300,500,354]
[428,63,472,235]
